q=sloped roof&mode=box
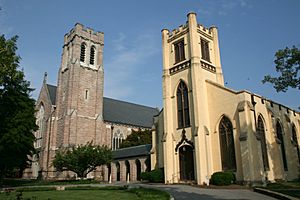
[113,144,152,159]
[41,85,158,128]
[103,97,158,128]
[46,84,57,105]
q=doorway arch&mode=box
[125,160,130,181]
[115,162,120,181]
[179,145,195,180]
[136,159,141,181]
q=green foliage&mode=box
[262,46,300,92]
[0,35,37,180]
[120,129,152,148]
[210,171,236,186]
[140,168,164,183]
[53,142,112,178]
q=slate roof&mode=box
[103,97,159,128]
[42,85,158,128]
[113,144,152,159]
[46,84,57,105]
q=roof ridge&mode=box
[113,144,151,151]
[103,97,158,110]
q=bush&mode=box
[210,171,235,186]
[141,168,164,183]
[141,171,149,181]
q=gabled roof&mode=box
[112,144,152,159]
[103,97,159,128]
[40,85,158,128]
[46,84,57,105]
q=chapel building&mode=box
[150,12,300,185]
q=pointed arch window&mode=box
[35,105,44,149]
[257,115,269,171]
[219,116,236,171]
[292,125,300,164]
[177,81,190,128]
[276,121,288,171]
[80,43,86,62]
[90,45,95,65]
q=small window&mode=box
[201,38,210,62]
[85,90,89,100]
[80,43,86,62]
[174,40,185,63]
[90,46,95,65]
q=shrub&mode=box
[140,171,149,181]
[141,168,164,183]
[210,171,235,186]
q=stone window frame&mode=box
[200,38,210,62]
[112,130,124,150]
[276,120,288,171]
[89,45,96,65]
[257,115,270,171]
[176,80,190,129]
[35,104,44,149]
[218,115,237,171]
[80,42,87,63]
[291,124,300,164]
[174,39,185,64]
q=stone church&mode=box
[150,12,300,185]
[25,23,159,182]
[26,12,300,185]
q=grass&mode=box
[1,178,100,187]
[256,181,300,198]
[0,186,170,200]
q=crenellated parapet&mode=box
[163,21,215,43]
[63,23,104,47]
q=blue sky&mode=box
[1,0,299,110]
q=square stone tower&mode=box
[55,23,105,148]
[161,12,224,184]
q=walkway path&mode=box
[138,183,277,200]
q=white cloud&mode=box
[200,0,252,17]
[104,31,159,99]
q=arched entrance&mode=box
[116,162,120,181]
[179,145,194,180]
[125,160,130,181]
[136,159,141,181]
[107,164,111,182]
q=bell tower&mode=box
[55,23,105,147]
[161,12,224,184]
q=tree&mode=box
[0,35,37,180]
[53,142,112,178]
[262,46,300,92]
[120,129,152,148]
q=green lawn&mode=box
[1,178,100,187]
[0,187,170,200]
[258,181,300,198]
